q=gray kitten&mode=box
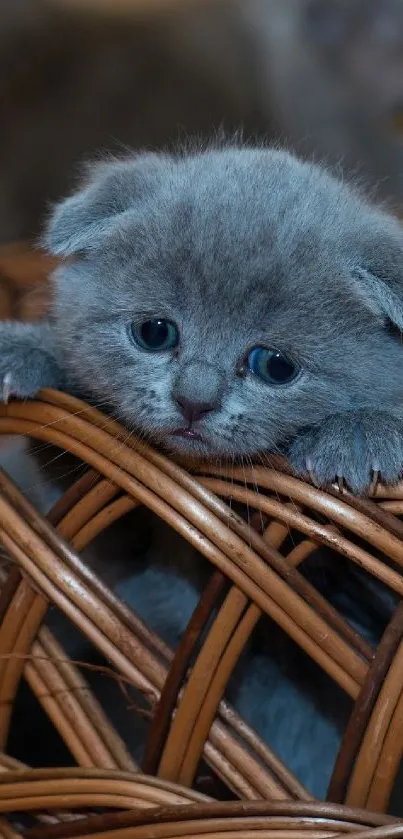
[3,146,403,803]
[1,144,403,492]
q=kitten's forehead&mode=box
[165,151,358,271]
[132,149,360,309]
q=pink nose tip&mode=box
[175,395,216,423]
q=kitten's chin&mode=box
[163,432,214,458]
[162,431,257,461]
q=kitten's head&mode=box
[44,145,403,460]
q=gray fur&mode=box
[2,145,403,490]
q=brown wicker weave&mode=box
[1,241,403,833]
[0,388,402,835]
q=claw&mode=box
[2,373,12,405]
[306,457,320,488]
[336,474,346,493]
[369,469,380,496]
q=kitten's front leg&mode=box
[289,410,403,494]
[0,321,63,402]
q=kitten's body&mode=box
[1,145,403,805]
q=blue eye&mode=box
[131,319,179,352]
[247,346,299,385]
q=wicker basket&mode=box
[1,241,403,834]
[0,389,403,835]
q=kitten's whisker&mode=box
[245,452,265,538]
[0,399,125,500]
[255,449,296,548]
[228,450,236,531]
[1,397,114,459]
[238,455,252,551]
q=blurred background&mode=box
[1,0,403,317]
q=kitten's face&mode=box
[50,148,403,460]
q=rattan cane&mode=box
[1,240,403,833]
[0,390,401,835]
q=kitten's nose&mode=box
[175,394,215,423]
[173,360,225,423]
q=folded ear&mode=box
[351,214,403,331]
[43,153,169,257]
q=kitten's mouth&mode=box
[171,427,204,443]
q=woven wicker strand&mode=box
[0,390,402,833]
[11,799,403,839]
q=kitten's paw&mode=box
[0,348,61,402]
[289,411,403,494]
[0,321,63,403]
[0,321,62,403]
